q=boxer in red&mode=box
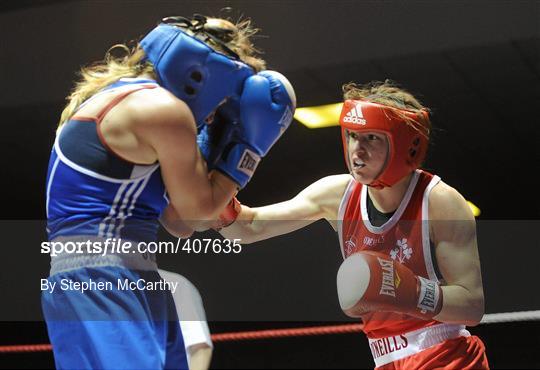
[214,80,489,369]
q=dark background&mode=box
[1,0,539,368]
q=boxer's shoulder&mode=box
[299,174,352,220]
[429,181,473,221]
[317,174,353,193]
[302,174,351,199]
[429,181,476,246]
[89,86,195,164]
[126,87,194,128]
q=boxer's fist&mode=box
[336,251,443,320]
[215,71,296,188]
[239,70,296,155]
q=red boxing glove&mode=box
[213,197,242,230]
[337,251,443,320]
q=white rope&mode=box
[481,310,540,324]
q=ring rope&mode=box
[478,310,540,324]
[211,323,364,342]
[1,310,538,353]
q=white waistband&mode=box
[48,236,157,275]
[368,323,470,367]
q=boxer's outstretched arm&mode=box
[430,182,485,326]
[220,174,351,243]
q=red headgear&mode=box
[339,100,429,188]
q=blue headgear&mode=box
[140,16,254,129]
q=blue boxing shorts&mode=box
[41,265,188,370]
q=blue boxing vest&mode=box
[46,78,168,244]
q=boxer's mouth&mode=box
[352,158,365,169]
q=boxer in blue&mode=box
[43,14,296,369]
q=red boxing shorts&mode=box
[369,323,489,369]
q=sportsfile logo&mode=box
[343,104,366,125]
[237,149,260,176]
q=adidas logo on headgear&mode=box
[343,105,366,125]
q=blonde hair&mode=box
[58,15,266,127]
[58,45,154,126]
[342,79,431,138]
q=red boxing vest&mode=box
[338,169,442,339]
